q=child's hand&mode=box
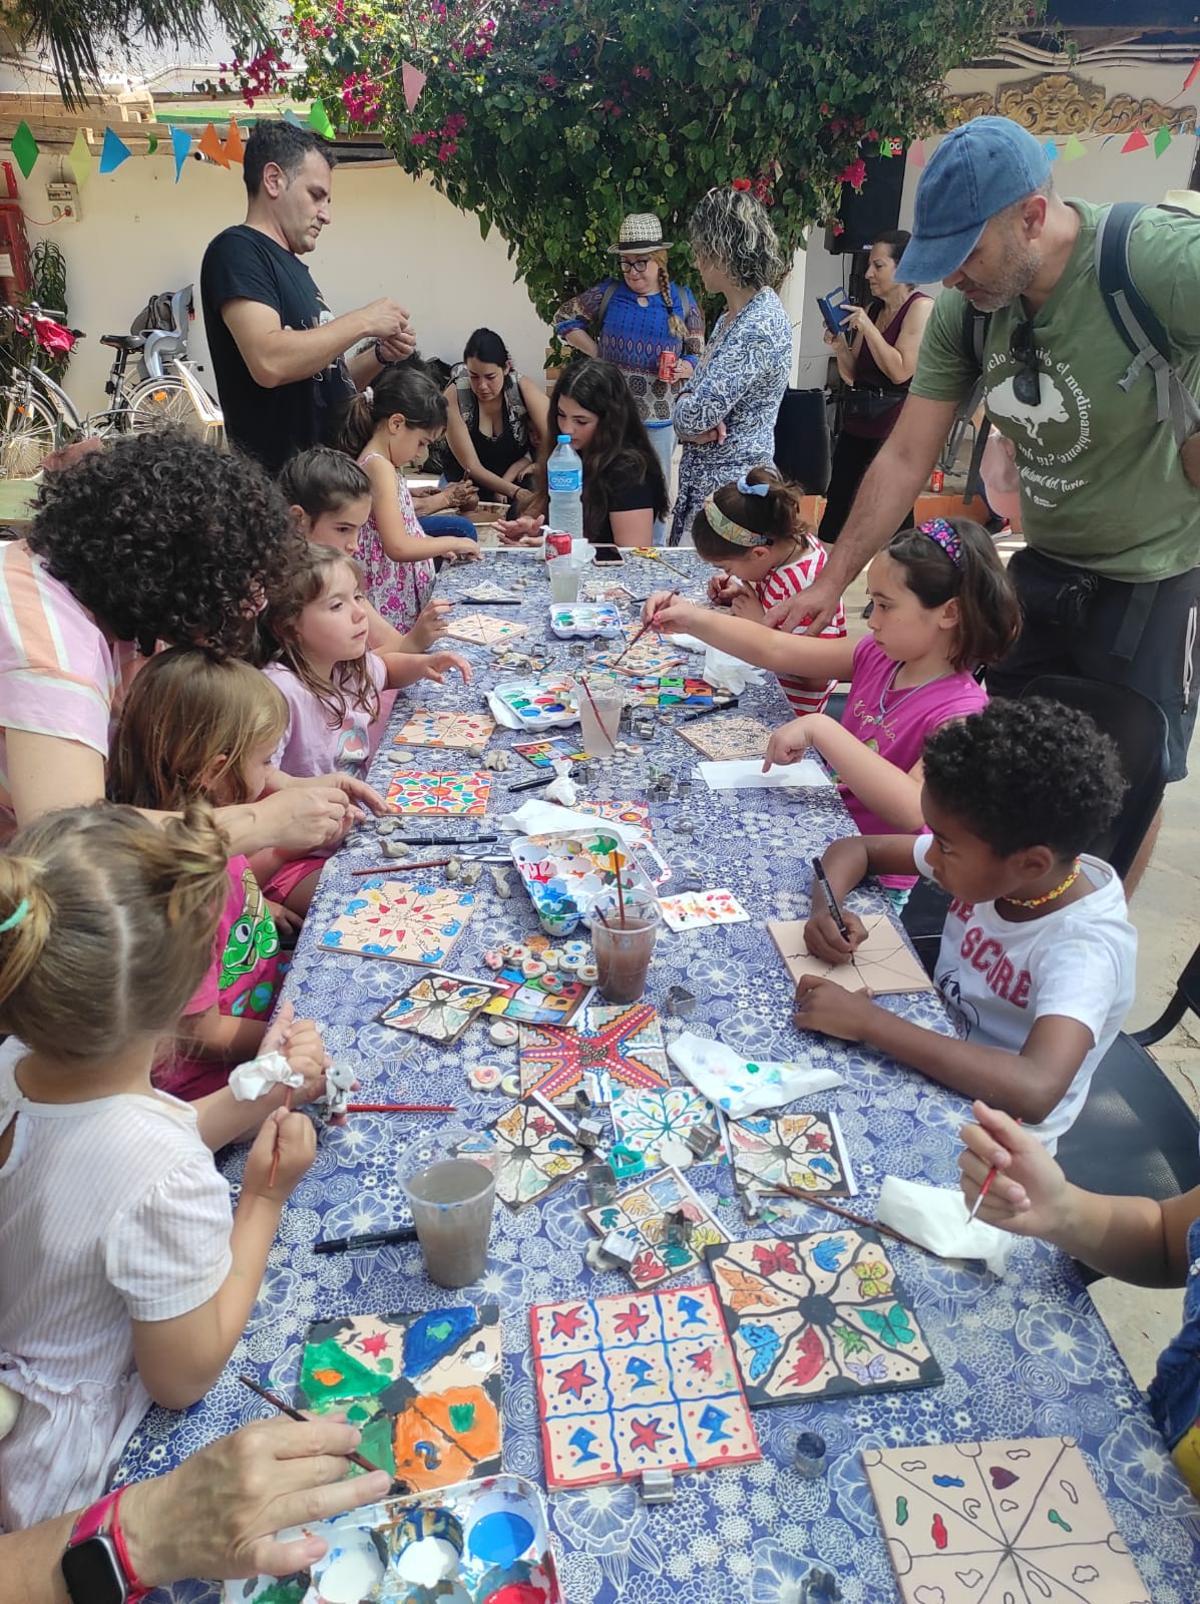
[641,588,678,624]
[420,650,473,686]
[792,975,875,1042]
[730,589,764,621]
[243,1108,316,1203]
[409,600,451,650]
[803,905,868,964]
[281,1018,331,1105]
[763,715,823,771]
[707,573,741,607]
[445,540,481,564]
[959,1102,1067,1236]
[266,899,302,947]
[645,596,695,635]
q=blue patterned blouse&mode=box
[554,277,705,426]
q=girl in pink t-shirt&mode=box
[650,518,1019,874]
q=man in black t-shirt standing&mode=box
[201,121,416,473]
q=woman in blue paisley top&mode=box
[669,186,794,546]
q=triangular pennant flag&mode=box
[1154,126,1173,158]
[197,122,229,167]
[98,127,130,174]
[171,124,193,182]
[11,120,38,179]
[1043,137,1059,163]
[147,134,158,155]
[283,108,305,128]
[1184,56,1200,92]
[906,139,925,169]
[1062,133,1086,163]
[66,129,91,189]
[402,62,427,114]
[224,118,244,165]
[1122,128,1150,153]
[308,99,334,138]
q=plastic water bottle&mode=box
[547,434,584,538]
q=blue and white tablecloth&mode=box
[117,551,1200,1603]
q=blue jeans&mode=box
[647,422,675,545]
[420,514,478,542]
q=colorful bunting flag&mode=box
[1043,138,1058,163]
[11,120,38,179]
[98,127,130,174]
[1184,56,1200,92]
[309,99,335,138]
[197,122,229,167]
[224,118,244,165]
[1122,128,1150,154]
[66,129,91,189]
[171,125,193,182]
[283,108,306,128]
[402,62,427,114]
[906,139,925,169]
[1062,133,1086,163]
[1154,126,1172,158]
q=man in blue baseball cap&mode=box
[769,114,1200,889]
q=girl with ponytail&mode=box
[335,365,479,633]
[0,804,326,1530]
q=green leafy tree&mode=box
[291,0,1030,320]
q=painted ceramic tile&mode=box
[864,1436,1150,1604]
[385,770,493,817]
[445,612,529,647]
[530,1283,760,1490]
[729,1111,855,1202]
[576,799,652,835]
[659,888,750,932]
[594,634,685,677]
[769,915,934,996]
[392,709,496,750]
[296,1305,502,1490]
[318,880,475,967]
[461,578,525,601]
[676,714,774,763]
[481,950,593,1028]
[519,1002,669,1104]
[627,675,735,712]
[706,1230,943,1407]
[456,1098,587,1208]
[514,736,587,771]
[378,970,505,1043]
[610,1085,713,1172]
[585,1167,729,1290]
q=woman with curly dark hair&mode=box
[494,359,667,548]
[0,430,368,850]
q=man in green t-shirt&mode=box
[770,116,1200,876]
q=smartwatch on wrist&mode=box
[61,1487,149,1604]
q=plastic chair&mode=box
[1020,674,1169,880]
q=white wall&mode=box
[15,154,551,413]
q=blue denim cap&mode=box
[897,116,1052,284]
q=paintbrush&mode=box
[760,1183,933,1256]
[238,1376,395,1479]
[967,1118,1023,1221]
[345,1102,458,1114]
[680,697,739,723]
[350,860,453,876]
[606,592,678,668]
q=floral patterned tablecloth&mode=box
[117,552,1200,1604]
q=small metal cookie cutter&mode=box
[664,1206,691,1250]
[587,1161,618,1207]
[684,1119,721,1159]
[640,1468,675,1504]
[663,985,696,1019]
[599,1229,637,1269]
[577,1114,607,1150]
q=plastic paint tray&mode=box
[548,601,624,639]
[510,828,666,936]
[492,678,579,731]
[224,1473,563,1604]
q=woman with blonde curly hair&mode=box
[669,185,794,545]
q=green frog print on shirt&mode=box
[219,867,281,1018]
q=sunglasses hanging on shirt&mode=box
[1010,319,1041,406]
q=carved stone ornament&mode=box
[948,71,1196,137]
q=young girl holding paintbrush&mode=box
[0,804,324,1530]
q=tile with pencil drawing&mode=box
[677,713,774,762]
[392,709,496,750]
[444,612,529,648]
[769,915,934,996]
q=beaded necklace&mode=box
[1001,860,1082,911]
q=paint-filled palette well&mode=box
[863,1436,1150,1604]
[548,601,625,639]
[493,678,580,731]
[224,1473,564,1604]
[509,830,661,935]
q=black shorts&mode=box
[986,547,1200,782]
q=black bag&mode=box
[842,385,905,423]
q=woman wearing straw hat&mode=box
[554,212,705,540]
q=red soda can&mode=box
[658,349,678,384]
[930,469,945,494]
[545,530,572,559]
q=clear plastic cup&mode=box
[588,898,661,1004]
[548,557,581,604]
[401,1158,496,1288]
[574,675,624,756]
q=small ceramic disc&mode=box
[500,1072,521,1097]
[488,1020,519,1046]
[468,1064,503,1090]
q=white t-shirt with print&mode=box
[913,837,1137,1152]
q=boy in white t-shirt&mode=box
[798,698,1136,1151]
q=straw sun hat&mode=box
[612,213,673,253]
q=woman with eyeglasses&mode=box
[553,214,705,540]
[820,230,933,545]
[441,327,550,506]
[669,186,795,547]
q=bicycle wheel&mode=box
[125,374,201,435]
[0,392,58,478]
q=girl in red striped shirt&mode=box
[691,470,848,715]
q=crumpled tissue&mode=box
[701,646,765,695]
[667,1030,844,1117]
[877,1175,1015,1275]
[228,1051,304,1102]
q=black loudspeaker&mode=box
[825,153,906,254]
[774,388,831,496]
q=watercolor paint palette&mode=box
[297,1305,502,1491]
[548,601,625,639]
[627,675,736,711]
[481,950,593,1027]
[509,829,661,936]
[224,1473,564,1604]
[585,1166,729,1290]
[513,736,587,771]
[531,1283,760,1490]
[318,880,475,967]
[863,1436,1149,1604]
[493,678,579,731]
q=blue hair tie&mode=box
[736,476,770,497]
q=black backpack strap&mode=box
[590,280,618,341]
[1095,200,1200,446]
[955,301,992,497]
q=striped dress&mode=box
[755,545,848,716]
